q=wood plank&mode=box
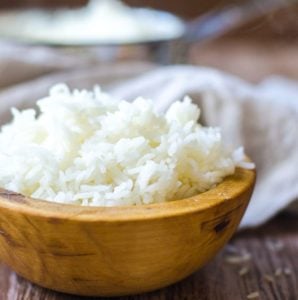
[0,213,297,299]
[190,38,298,82]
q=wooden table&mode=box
[1,213,297,299]
[190,38,298,83]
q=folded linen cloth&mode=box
[112,66,298,228]
[0,48,297,228]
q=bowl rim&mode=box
[0,167,256,222]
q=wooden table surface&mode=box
[1,213,297,300]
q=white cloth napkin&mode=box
[0,44,297,229]
[112,66,298,228]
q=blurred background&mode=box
[1,0,298,83]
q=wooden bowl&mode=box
[0,167,255,297]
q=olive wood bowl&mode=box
[0,166,255,297]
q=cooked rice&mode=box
[0,84,254,206]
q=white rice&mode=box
[0,84,254,206]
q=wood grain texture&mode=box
[190,38,298,83]
[0,214,297,300]
[0,167,255,297]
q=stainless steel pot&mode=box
[0,0,294,64]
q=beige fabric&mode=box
[112,67,298,228]
[0,44,297,228]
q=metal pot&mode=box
[0,0,293,64]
